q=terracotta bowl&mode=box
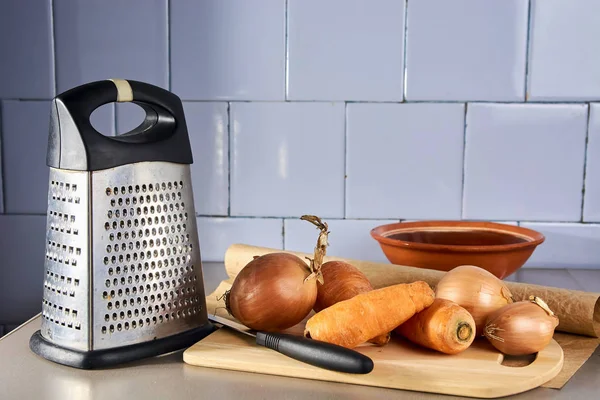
[370,221,545,279]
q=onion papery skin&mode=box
[435,265,514,336]
[226,252,317,332]
[484,300,559,356]
[314,261,373,313]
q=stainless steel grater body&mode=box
[31,78,214,368]
[41,162,207,351]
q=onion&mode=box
[225,252,317,331]
[484,296,559,355]
[314,260,390,346]
[435,265,513,336]
[314,261,373,313]
[224,215,329,332]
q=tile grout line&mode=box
[117,99,600,105]
[50,0,57,97]
[4,211,598,225]
[343,102,348,218]
[284,0,289,101]
[167,0,172,91]
[227,102,232,216]
[523,0,533,101]
[0,103,4,214]
[580,104,591,221]
[565,269,587,291]
[460,103,468,219]
[281,218,286,249]
[402,0,409,101]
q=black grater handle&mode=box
[255,332,374,374]
[47,79,193,171]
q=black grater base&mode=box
[29,322,216,369]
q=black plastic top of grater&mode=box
[47,79,193,171]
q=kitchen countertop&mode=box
[1,262,599,400]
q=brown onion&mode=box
[484,296,559,356]
[314,261,373,312]
[314,260,390,345]
[435,265,513,336]
[225,252,317,331]
[224,215,329,332]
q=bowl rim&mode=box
[370,220,545,253]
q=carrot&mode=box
[395,298,475,355]
[314,261,391,346]
[304,281,435,349]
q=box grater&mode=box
[29,79,215,369]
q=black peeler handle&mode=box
[256,332,374,374]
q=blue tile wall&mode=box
[53,0,168,92]
[463,103,588,221]
[527,0,600,101]
[287,0,405,101]
[170,0,286,100]
[2,0,600,327]
[405,0,528,101]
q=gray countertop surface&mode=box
[1,262,599,400]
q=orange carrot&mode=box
[395,298,475,355]
[304,281,435,349]
[314,261,391,346]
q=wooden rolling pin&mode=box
[223,243,600,338]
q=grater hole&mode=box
[117,323,122,331]
[102,326,107,334]
[106,187,112,196]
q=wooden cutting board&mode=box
[183,318,564,398]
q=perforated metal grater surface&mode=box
[91,162,206,350]
[30,79,214,369]
[41,169,90,350]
